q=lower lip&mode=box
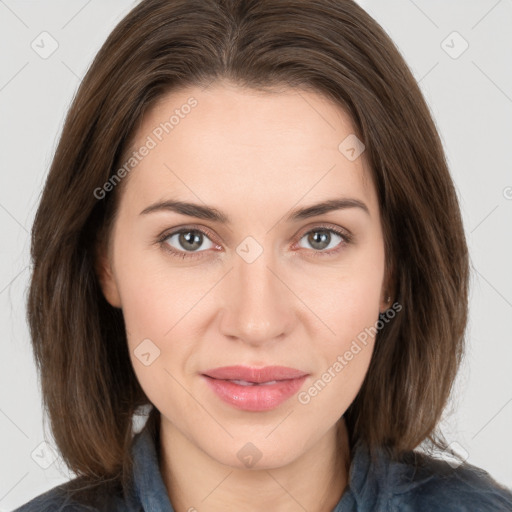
[201,375,308,411]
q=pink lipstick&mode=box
[201,365,309,411]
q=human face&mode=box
[98,81,388,470]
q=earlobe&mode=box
[94,244,122,308]
[379,294,392,314]
[379,262,395,313]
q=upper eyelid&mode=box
[161,225,220,246]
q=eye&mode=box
[159,227,218,259]
[296,226,349,256]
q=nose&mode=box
[218,246,295,347]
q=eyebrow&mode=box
[139,197,370,223]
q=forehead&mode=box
[118,82,376,218]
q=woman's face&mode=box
[98,82,388,469]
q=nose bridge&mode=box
[219,237,293,343]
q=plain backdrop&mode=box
[1,0,511,509]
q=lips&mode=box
[202,365,308,383]
[201,365,309,411]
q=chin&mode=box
[204,435,303,471]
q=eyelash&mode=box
[157,224,352,261]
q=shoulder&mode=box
[348,440,512,511]
[12,482,96,512]
[12,476,130,512]
[388,450,512,511]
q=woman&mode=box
[15,0,512,510]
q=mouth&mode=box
[201,365,309,411]
[202,365,308,383]
[218,379,280,386]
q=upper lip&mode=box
[202,365,308,383]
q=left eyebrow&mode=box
[285,198,370,221]
[139,197,370,223]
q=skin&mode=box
[97,81,390,512]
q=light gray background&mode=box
[1,0,511,509]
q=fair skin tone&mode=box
[97,81,389,512]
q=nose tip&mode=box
[218,252,294,346]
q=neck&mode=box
[159,416,351,512]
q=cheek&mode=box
[112,233,202,340]
[297,307,378,424]
[298,244,385,340]
[111,240,211,400]
[117,266,196,419]
[300,242,384,400]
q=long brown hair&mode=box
[27,0,469,498]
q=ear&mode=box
[379,293,391,314]
[379,260,395,313]
[94,239,122,308]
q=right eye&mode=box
[158,227,219,260]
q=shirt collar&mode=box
[131,422,176,511]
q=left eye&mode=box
[297,228,345,252]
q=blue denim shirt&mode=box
[13,421,512,511]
